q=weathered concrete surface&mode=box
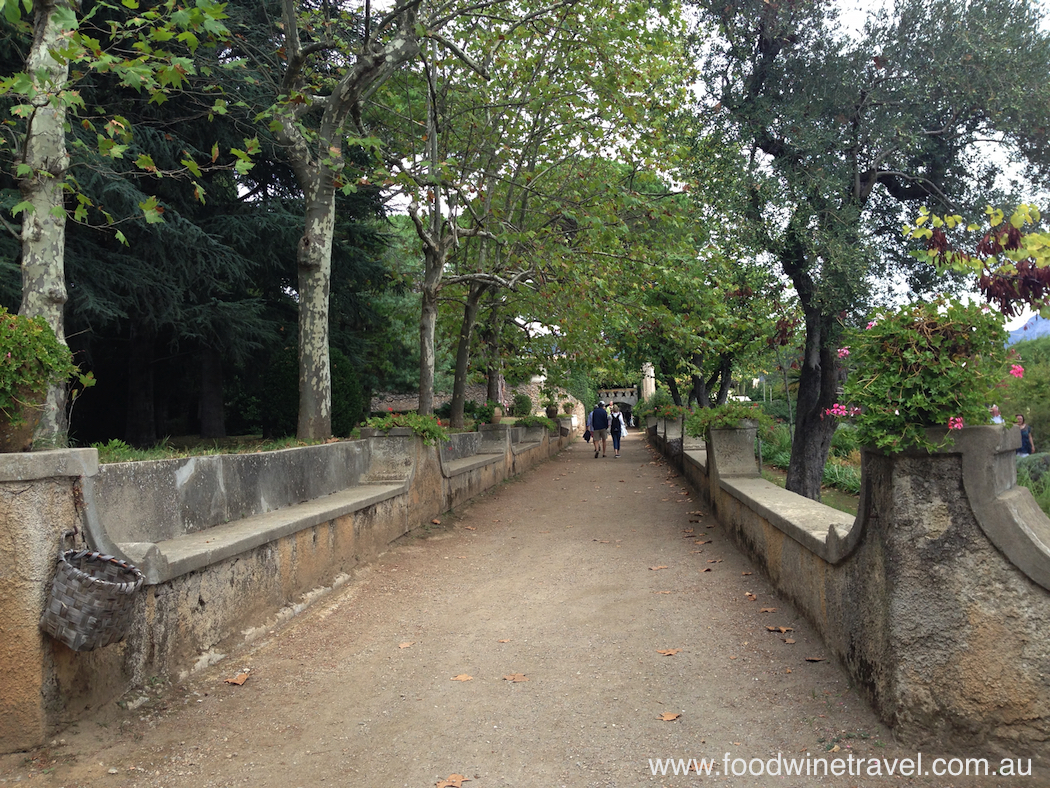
[0,425,577,755]
[660,421,1050,761]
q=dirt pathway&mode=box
[0,431,1036,787]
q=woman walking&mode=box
[610,404,628,458]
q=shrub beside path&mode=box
[0,431,1036,787]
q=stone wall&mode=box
[0,421,576,754]
[650,419,1050,762]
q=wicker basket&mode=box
[40,550,144,652]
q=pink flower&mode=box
[866,320,877,329]
[837,347,850,359]
[948,416,964,430]
[1009,364,1024,379]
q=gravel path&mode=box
[0,430,1039,787]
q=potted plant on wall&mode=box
[831,297,1015,453]
[0,307,92,452]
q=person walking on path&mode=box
[589,400,610,458]
[609,404,627,458]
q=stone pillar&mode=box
[858,427,1050,750]
[0,449,97,753]
[641,363,656,400]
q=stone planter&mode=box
[545,404,559,420]
[359,426,415,439]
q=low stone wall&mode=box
[0,422,576,754]
[653,419,1050,762]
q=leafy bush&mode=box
[830,423,860,459]
[840,298,1014,453]
[635,390,675,420]
[511,392,533,417]
[361,412,450,445]
[1018,461,1050,516]
[685,401,772,437]
[515,415,558,431]
[757,398,792,423]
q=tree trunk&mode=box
[295,180,335,440]
[448,282,489,428]
[659,363,683,406]
[418,254,441,415]
[784,309,839,501]
[125,320,156,449]
[199,346,225,439]
[19,0,74,448]
[714,356,733,405]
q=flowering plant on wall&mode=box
[835,297,1017,453]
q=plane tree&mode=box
[372,0,691,422]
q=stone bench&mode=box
[82,441,410,585]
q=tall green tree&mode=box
[374,0,691,421]
[0,0,243,445]
[689,0,1050,499]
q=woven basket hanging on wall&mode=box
[40,550,144,652]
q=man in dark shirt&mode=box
[590,401,610,458]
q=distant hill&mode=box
[1008,315,1050,345]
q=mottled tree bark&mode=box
[19,0,74,448]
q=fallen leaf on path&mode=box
[649,565,669,571]
[805,657,826,663]
[656,649,681,656]
[760,607,777,613]
[702,567,712,572]
[655,590,672,594]
[498,639,510,643]
[463,526,476,531]
[745,593,757,601]
[593,539,610,544]
[742,571,752,576]
[696,539,712,545]
[431,519,441,525]
[729,655,737,660]
[707,559,722,564]
[436,774,471,788]
[451,674,473,681]
[766,626,794,633]
[398,642,414,649]
[503,674,529,682]
[830,745,841,753]
[784,639,796,644]
[223,672,249,686]
[658,712,681,721]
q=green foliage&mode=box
[634,390,675,420]
[261,346,366,439]
[758,423,859,495]
[362,412,449,446]
[1017,460,1050,517]
[757,398,792,423]
[90,435,313,464]
[829,424,860,459]
[514,415,558,431]
[685,401,772,437]
[510,392,533,417]
[0,307,92,425]
[330,349,368,438]
[260,345,298,439]
[565,369,597,417]
[840,298,1013,453]
[994,335,1050,450]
